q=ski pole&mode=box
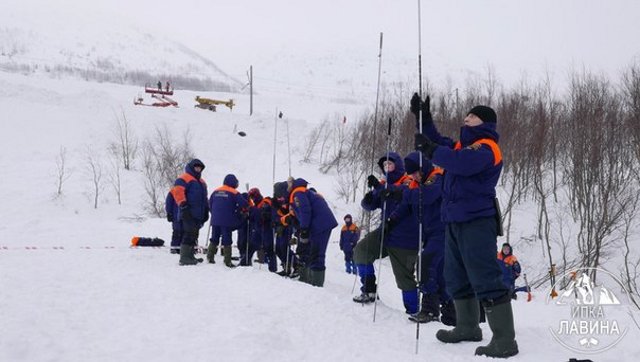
[415,0,424,353]
[353,31,384,295]
[373,117,392,323]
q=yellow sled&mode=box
[195,96,235,111]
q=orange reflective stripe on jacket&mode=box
[289,186,307,205]
[454,139,502,166]
[341,224,359,232]
[428,167,444,179]
[215,185,239,194]
[170,173,205,206]
[497,252,518,266]
[258,198,272,208]
[280,211,294,226]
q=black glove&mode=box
[380,188,403,202]
[366,175,380,189]
[289,236,298,245]
[410,93,433,129]
[299,229,310,244]
[167,213,174,222]
[414,133,438,159]
[363,191,375,205]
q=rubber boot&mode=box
[179,244,203,265]
[298,267,309,283]
[257,249,265,264]
[475,301,518,358]
[308,269,325,287]
[206,244,217,264]
[223,245,236,268]
[436,298,483,343]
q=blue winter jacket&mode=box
[289,178,338,235]
[339,223,360,253]
[209,174,248,228]
[361,152,419,250]
[422,122,502,223]
[170,159,209,223]
[390,152,445,243]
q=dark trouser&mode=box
[211,226,234,247]
[444,217,508,301]
[307,229,332,271]
[353,228,418,292]
[170,221,183,250]
[261,227,276,272]
[237,223,253,266]
[275,230,297,269]
[421,234,450,302]
[180,218,201,247]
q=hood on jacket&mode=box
[223,174,239,188]
[185,159,205,178]
[460,122,500,147]
[404,151,433,177]
[377,152,405,185]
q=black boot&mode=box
[475,300,518,358]
[409,293,440,323]
[436,298,483,343]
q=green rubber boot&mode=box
[436,298,483,343]
[308,269,325,287]
[179,244,203,266]
[223,245,236,268]
[475,301,518,358]
[206,244,217,264]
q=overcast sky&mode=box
[3,0,640,91]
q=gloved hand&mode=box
[367,175,380,189]
[380,188,402,202]
[410,93,433,129]
[289,236,298,245]
[167,213,174,223]
[299,229,310,244]
[414,133,438,159]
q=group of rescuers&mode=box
[164,93,523,358]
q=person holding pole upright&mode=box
[413,94,517,358]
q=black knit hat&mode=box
[468,105,497,123]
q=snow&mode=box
[1,1,640,361]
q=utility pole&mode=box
[249,65,253,116]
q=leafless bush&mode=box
[54,146,72,197]
[107,153,122,205]
[85,146,104,209]
[139,125,194,216]
[108,110,138,171]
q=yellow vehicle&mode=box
[194,96,235,111]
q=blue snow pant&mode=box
[307,229,332,271]
[170,221,183,251]
[210,226,234,247]
[343,250,355,273]
[237,221,253,266]
[444,217,508,302]
[275,229,297,270]
[421,233,450,302]
[261,227,277,272]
